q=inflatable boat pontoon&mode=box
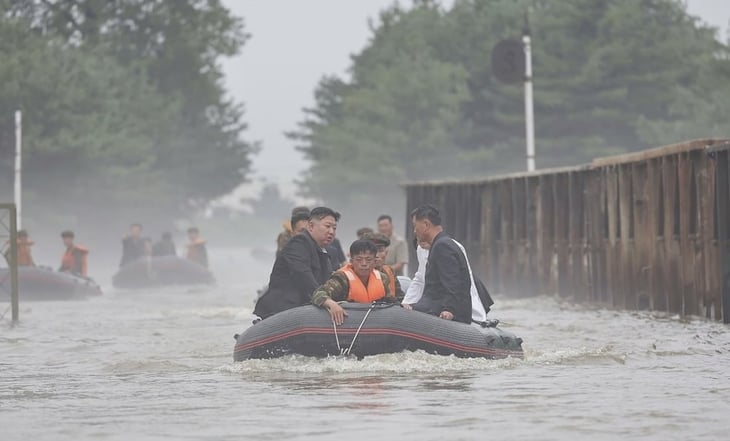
[0,266,102,300]
[234,302,523,360]
[112,256,214,289]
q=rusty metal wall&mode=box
[404,139,730,322]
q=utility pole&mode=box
[523,13,536,172]
[14,110,22,229]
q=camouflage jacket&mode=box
[311,269,394,306]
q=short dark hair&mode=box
[356,227,374,238]
[187,227,199,234]
[377,214,392,224]
[61,230,75,238]
[291,206,309,215]
[131,223,143,229]
[290,210,310,228]
[18,229,28,238]
[349,239,377,257]
[309,206,340,222]
[411,204,442,226]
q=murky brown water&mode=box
[2,248,729,440]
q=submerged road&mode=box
[1,248,729,440]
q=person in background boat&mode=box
[254,206,340,320]
[3,229,36,266]
[361,232,404,302]
[152,232,177,257]
[401,238,431,309]
[377,214,408,276]
[59,230,89,277]
[276,206,310,252]
[312,239,395,325]
[120,223,150,267]
[186,227,208,268]
[410,205,472,323]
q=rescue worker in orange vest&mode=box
[186,227,208,268]
[311,239,396,325]
[59,230,89,277]
[4,229,36,266]
[361,232,405,302]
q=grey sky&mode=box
[221,0,729,201]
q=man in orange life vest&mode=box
[311,239,396,325]
[361,232,405,302]
[59,230,89,277]
[3,229,36,266]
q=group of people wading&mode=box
[254,205,493,326]
[4,223,209,279]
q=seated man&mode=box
[255,207,340,319]
[361,232,405,301]
[312,239,395,325]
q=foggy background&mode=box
[1,0,729,275]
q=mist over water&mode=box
[2,247,729,440]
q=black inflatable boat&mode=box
[0,266,102,300]
[234,302,523,361]
[112,256,214,289]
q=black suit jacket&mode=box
[414,231,472,323]
[254,231,333,319]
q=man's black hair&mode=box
[61,230,75,238]
[349,239,377,257]
[410,204,442,226]
[18,229,28,237]
[290,210,310,228]
[377,214,392,224]
[187,227,199,234]
[309,206,340,222]
[291,206,309,215]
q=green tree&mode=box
[291,0,730,214]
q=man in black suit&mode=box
[411,205,472,324]
[254,206,340,319]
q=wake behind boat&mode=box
[0,266,102,300]
[233,302,523,360]
[112,256,214,289]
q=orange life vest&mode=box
[9,239,35,266]
[381,264,396,296]
[340,263,386,303]
[61,245,89,277]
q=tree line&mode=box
[0,0,255,236]
[291,0,730,218]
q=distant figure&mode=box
[277,206,310,252]
[152,232,177,257]
[120,223,150,267]
[277,207,310,254]
[59,230,89,277]
[4,229,36,267]
[356,227,374,239]
[186,227,208,268]
[254,207,339,320]
[377,214,408,276]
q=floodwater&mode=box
[1,248,729,441]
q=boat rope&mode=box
[342,302,377,356]
[332,318,343,354]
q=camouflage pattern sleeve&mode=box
[311,272,351,306]
[380,270,394,299]
[393,274,404,302]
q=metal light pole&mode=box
[14,110,22,229]
[523,16,536,172]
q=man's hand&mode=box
[402,303,413,310]
[323,298,348,325]
[439,311,454,320]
